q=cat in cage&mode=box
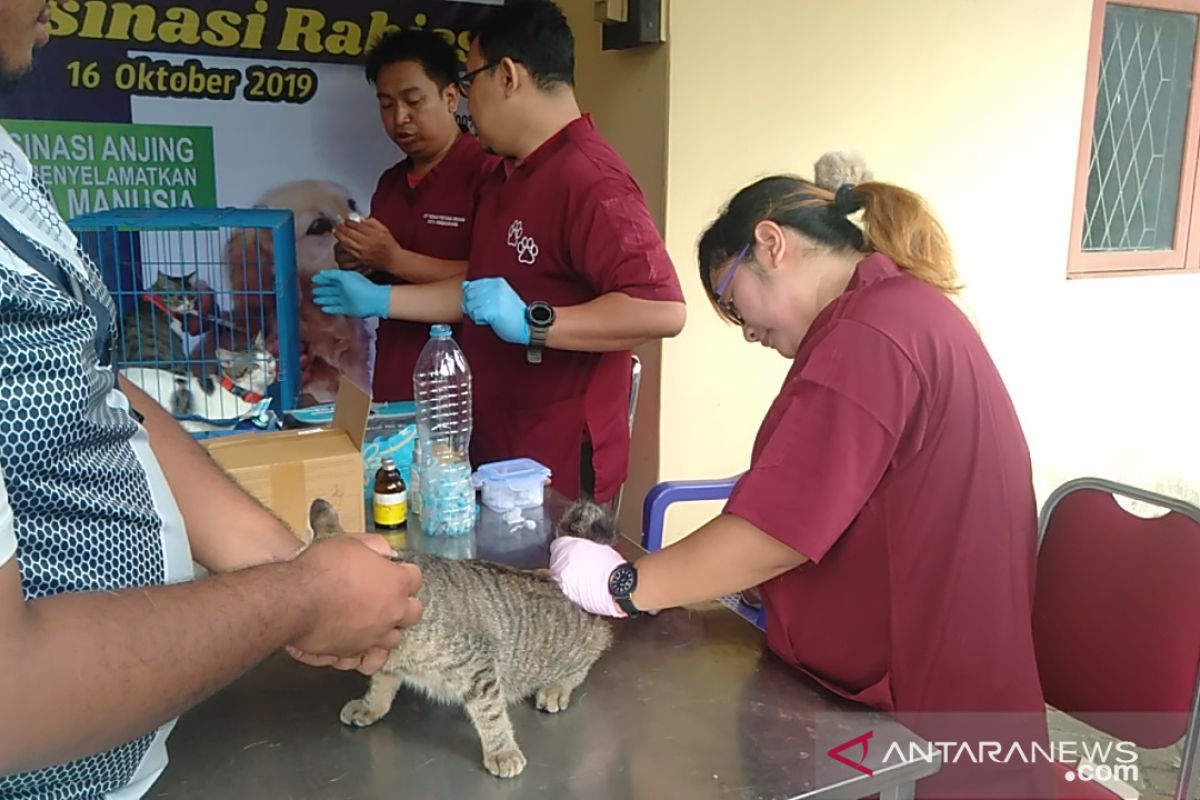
[118,270,215,390]
[120,269,278,419]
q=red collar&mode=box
[220,374,264,404]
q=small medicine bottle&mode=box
[372,458,407,530]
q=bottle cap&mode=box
[381,458,396,469]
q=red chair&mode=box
[1034,477,1200,800]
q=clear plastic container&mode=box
[472,458,552,513]
[412,324,475,537]
[409,437,423,516]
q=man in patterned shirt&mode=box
[0,4,425,798]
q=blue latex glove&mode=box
[461,278,530,346]
[312,270,390,319]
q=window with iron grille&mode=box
[1069,0,1200,276]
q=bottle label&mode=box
[373,491,408,527]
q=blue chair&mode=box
[640,476,766,629]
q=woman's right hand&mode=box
[549,536,628,618]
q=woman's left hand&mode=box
[549,536,628,618]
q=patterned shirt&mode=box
[0,126,194,800]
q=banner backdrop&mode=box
[0,0,501,405]
[3,0,498,214]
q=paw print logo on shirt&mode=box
[507,219,524,247]
[506,219,540,266]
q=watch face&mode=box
[528,302,555,327]
[608,564,636,596]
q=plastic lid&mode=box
[473,458,551,485]
[430,324,451,338]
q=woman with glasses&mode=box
[550,152,1050,798]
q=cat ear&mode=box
[183,271,198,288]
[252,331,265,351]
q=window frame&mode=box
[1068,0,1200,278]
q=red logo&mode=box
[827,731,875,776]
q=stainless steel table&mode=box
[149,493,940,799]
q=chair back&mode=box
[1033,478,1200,799]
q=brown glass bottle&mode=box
[372,458,407,530]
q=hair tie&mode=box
[835,183,862,215]
[849,226,865,250]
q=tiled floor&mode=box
[1049,711,1186,799]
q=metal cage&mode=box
[69,207,301,433]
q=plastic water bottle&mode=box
[412,324,475,537]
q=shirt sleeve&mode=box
[0,467,14,567]
[724,321,922,563]
[569,180,684,303]
[368,166,394,217]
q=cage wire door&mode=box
[69,208,301,436]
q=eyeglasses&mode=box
[457,62,497,96]
[713,243,750,325]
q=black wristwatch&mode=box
[525,301,555,364]
[608,561,643,617]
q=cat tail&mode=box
[190,362,216,395]
[555,500,618,546]
[170,381,192,416]
[308,498,345,540]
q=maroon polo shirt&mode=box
[463,115,683,502]
[370,131,498,401]
[726,253,1050,798]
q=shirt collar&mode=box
[403,129,473,189]
[801,252,902,342]
[502,113,595,179]
[846,251,903,292]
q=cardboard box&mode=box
[203,379,370,540]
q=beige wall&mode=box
[565,0,1200,542]
[659,0,1200,539]
[559,0,671,531]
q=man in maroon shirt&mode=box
[316,1,686,502]
[324,30,498,401]
[551,164,1052,798]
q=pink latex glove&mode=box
[549,536,627,618]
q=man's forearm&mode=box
[0,559,311,775]
[387,278,463,323]
[628,514,807,612]
[546,294,685,352]
[381,250,468,284]
[120,378,300,572]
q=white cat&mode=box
[123,334,278,428]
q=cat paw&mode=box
[535,685,572,713]
[340,698,384,727]
[483,748,527,778]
